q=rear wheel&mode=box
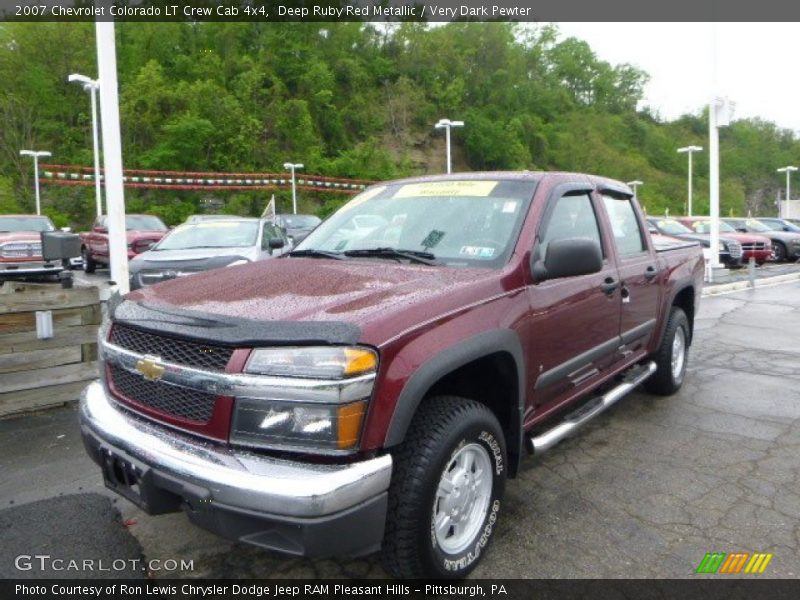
[645,307,689,396]
[381,396,506,578]
[82,247,96,274]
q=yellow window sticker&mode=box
[394,181,498,198]
[339,186,386,212]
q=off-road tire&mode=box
[381,396,506,579]
[645,306,690,396]
[82,247,96,274]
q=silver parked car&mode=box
[128,217,291,290]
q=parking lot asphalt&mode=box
[1,281,798,579]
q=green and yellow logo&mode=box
[696,552,773,574]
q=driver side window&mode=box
[538,192,603,260]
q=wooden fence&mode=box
[0,282,101,417]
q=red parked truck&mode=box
[677,216,772,265]
[80,172,704,578]
[80,214,168,273]
[0,214,64,280]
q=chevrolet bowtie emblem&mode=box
[136,355,165,381]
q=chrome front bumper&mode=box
[0,261,63,275]
[79,381,392,518]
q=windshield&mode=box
[154,220,259,250]
[283,215,321,228]
[297,179,538,267]
[742,219,771,232]
[126,215,167,231]
[0,216,55,233]
[688,220,736,234]
[653,219,692,235]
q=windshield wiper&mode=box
[343,247,440,266]
[288,248,347,260]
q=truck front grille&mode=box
[727,241,742,259]
[110,324,234,372]
[109,365,216,424]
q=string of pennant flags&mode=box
[38,164,374,194]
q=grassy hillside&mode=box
[0,21,797,228]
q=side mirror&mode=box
[532,238,603,282]
[268,237,285,250]
[648,226,658,234]
[736,227,747,233]
[60,226,72,233]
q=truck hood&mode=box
[127,229,167,241]
[0,232,43,243]
[725,232,771,245]
[125,257,506,346]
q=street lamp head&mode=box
[68,73,93,85]
[283,162,303,170]
[20,150,51,158]
[777,166,798,173]
[626,180,643,187]
[677,146,703,154]
[435,118,464,129]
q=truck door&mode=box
[599,192,662,355]
[525,185,622,419]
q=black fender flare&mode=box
[383,329,526,474]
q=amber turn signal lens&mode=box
[337,401,367,449]
[343,348,378,377]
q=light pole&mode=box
[19,150,51,215]
[777,166,797,218]
[626,180,643,199]
[435,118,464,174]
[677,145,703,216]
[708,96,734,269]
[283,162,303,214]
[68,73,103,217]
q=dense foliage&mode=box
[0,21,797,228]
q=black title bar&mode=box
[3,0,800,22]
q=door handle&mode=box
[644,265,658,280]
[601,277,618,295]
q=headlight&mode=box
[245,346,377,379]
[225,259,250,267]
[232,346,379,453]
[231,398,367,452]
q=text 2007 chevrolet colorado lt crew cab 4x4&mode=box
[80,172,704,578]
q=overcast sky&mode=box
[553,23,799,133]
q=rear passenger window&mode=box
[602,195,646,257]
[539,192,603,259]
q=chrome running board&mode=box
[527,361,657,453]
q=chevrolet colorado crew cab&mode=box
[80,172,704,578]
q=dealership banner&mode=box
[2,0,800,22]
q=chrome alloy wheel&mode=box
[432,442,493,554]
[671,326,686,381]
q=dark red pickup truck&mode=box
[80,172,703,578]
[80,214,168,273]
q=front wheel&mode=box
[770,241,787,262]
[82,247,96,274]
[645,306,689,396]
[381,396,506,578]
